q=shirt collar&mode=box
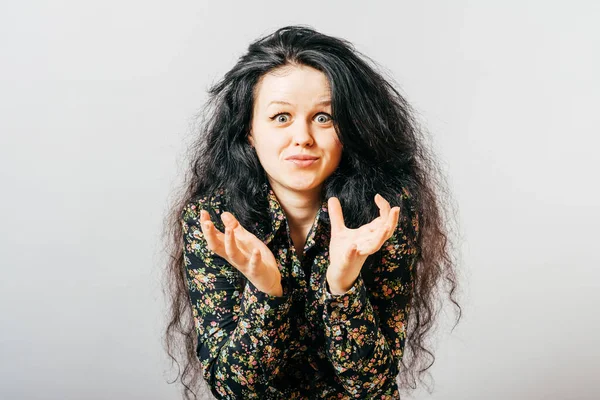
[259,182,330,245]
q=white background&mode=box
[1,1,598,399]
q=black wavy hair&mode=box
[162,25,462,399]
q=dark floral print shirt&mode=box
[181,183,420,399]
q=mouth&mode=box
[287,158,319,167]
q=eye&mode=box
[269,113,290,123]
[314,113,332,124]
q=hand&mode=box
[326,194,401,295]
[199,210,283,297]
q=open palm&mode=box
[199,210,282,296]
[326,194,401,294]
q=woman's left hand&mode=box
[326,194,401,295]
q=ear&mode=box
[247,132,255,147]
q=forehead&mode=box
[253,65,331,105]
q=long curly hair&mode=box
[162,25,462,399]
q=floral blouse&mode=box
[181,183,420,399]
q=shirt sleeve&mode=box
[319,193,420,399]
[181,200,293,399]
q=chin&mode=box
[268,172,325,192]
[290,182,323,192]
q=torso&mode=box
[289,225,312,264]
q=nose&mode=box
[291,119,314,147]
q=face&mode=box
[248,65,343,196]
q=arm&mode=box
[181,201,292,399]
[320,194,419,398]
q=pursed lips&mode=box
[285,155,319,160]
[285,155,319,167]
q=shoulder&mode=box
[394,186,421,242]
[181,187,230,232]
[395,186,416,204]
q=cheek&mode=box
[328,136,343,157]
[254,138,284,160]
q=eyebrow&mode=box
[267,99,331,107]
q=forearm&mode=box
[200,280,293,398]
[321,275,402,398]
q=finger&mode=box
[223,225,244,269]
[380,219,393,245]
[248,248,260,275]
[378,207,400,244]
[345,243,357,263]
[357,209,397,254]
[356,229,388,255]
[374,193,391,221]
[220,211,238,230]
[349,242,371,260]
[371,204,399,239]
[200,210,224,254]
[391,206,401,233]
[223,211,255,241]
[328,197,346,234]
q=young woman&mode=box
[164,25,461,399]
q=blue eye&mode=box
[269,113,290,123]
[315,113,332,124]
[269,112,333,124]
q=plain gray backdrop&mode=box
[1,1,598,399]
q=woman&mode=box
[164,25,461,399]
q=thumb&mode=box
[328,197,347,234]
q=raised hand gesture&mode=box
[199,210,283,297]
[326,194,401,295]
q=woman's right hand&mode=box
[199,209,283,297]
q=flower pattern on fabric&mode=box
[181,183,420,399]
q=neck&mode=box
[269,181,322,229]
